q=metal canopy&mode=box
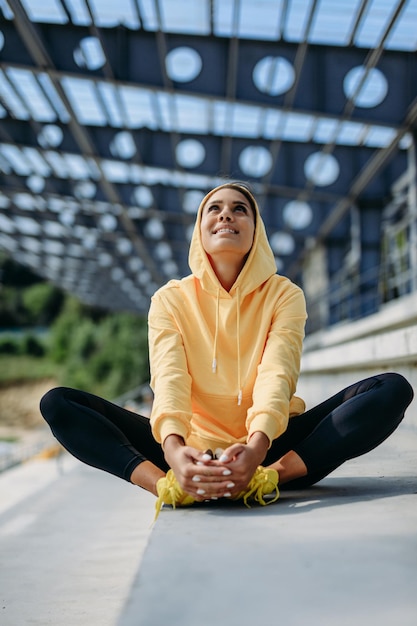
[0,0,416,316]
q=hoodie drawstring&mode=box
[236,286,242,405]
[212,288,220,373]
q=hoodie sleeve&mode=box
[246,281,307,444]
[148,290,193,445]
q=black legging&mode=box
[40,372,413,489]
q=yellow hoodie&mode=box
[148,183,307,452]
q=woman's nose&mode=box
[219,210,232,221]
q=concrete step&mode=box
[119,426,417,626]
[1,426,416,626]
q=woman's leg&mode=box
[40,387,169,491]
[265,372,414,489]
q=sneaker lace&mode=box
[238,467,280,508]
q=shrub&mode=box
[0,336,21,355]
[47,301,149,398]
[21,333,46,357]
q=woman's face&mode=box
[200,188,255,261]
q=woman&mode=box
[40,183,414,515]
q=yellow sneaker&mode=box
[154,469,195,520]
[234,466,279,507]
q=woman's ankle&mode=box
[269,450,307,485]
[130,461,165,495]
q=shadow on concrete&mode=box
[158,474,417,519]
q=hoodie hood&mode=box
[188,183,277,297]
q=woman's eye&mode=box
[235,205,247,213]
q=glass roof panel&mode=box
[20,0,67,24]
[0,70,29,119]
[262,109,284,140]
[156,92,175,131]
[336,120,367,145]
[212,101,228,135]
[44,150,71,178]
[23,148,51,176]
[65,0,91,26]
[355,0,400,48]
[1,0,414,51]
[384,0,417,50]
[238,0,283,40]
[101,159,131,183]
[160,0,210,35]
[174,94,210,133]
[213,0,236,37]
[284,0,315,41]
[137,0,158,30]
[363,125,397,147]
[64,154,92,179]
[230,103,262,138]
[0,2,13,19]
[0,145,32,175]
[7,69,56,122]
[120,86,158,129]
[88,0,139,29]
[309,0,363,45]
[313,117,340,144]
[281,112,315,142]
[97,83,124,127]
[37,73,70,123]
[61,77,107,125]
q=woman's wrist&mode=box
[162,433,185,454]
[246,431,269,463]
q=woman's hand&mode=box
[215,432,270,496]
[163,434,237,501]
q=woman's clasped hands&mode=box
[163,432,269,500]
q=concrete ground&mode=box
[0,454,155,626]
[1,426,416,626]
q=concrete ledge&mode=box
[299,299,417,431]
[301,324,417,372]
[118,430,417,626]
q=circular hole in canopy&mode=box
[269,231,295,256]
[99,214,118,231]
[155,242,172,261]
[145,218,164,240]
[343,66,388,108]
[283,200,313,230]
[239,146,273,177]
[166,46,202,83]
[26,175,45,194]
[304,152,339,187]
[176,139,206,168]
[38,124,63,148]
[117,238,132,255]
[253,56,295,96]
[183,190,205,214]
[133,186,153,208]
[110,132,136,159]
[74,36,105,70]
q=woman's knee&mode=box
[379,372,414,407]
[39,386,71,425]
